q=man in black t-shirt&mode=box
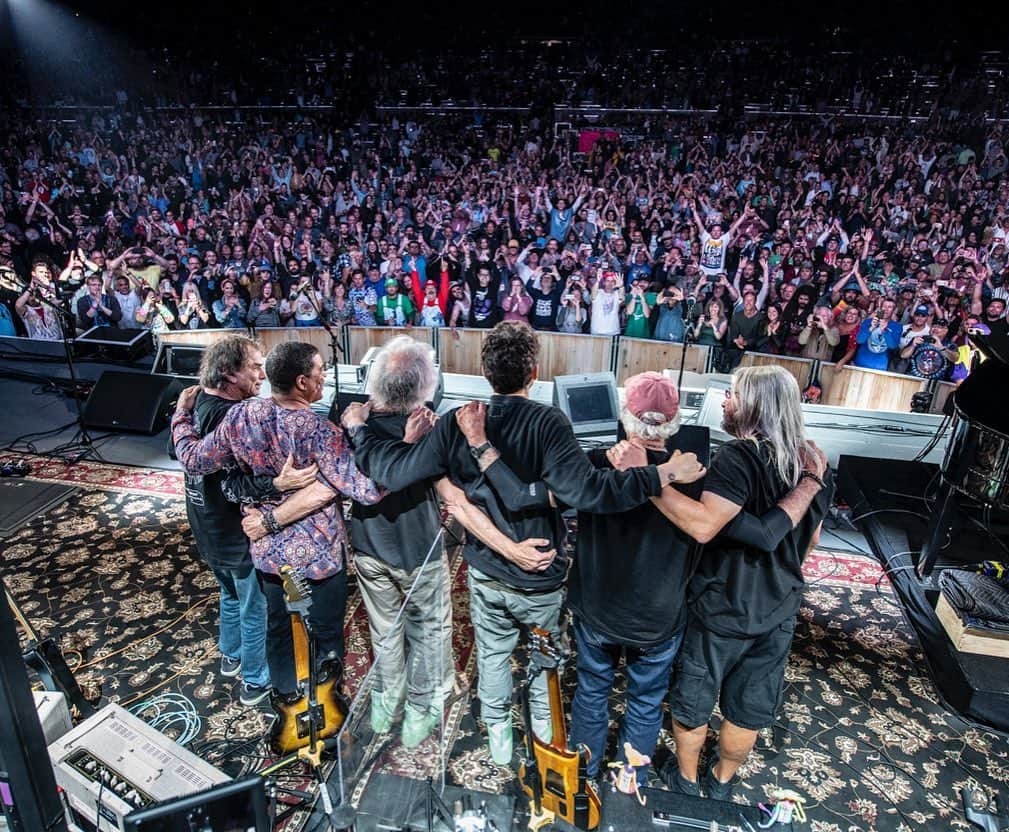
[169,335,317,707]
[342,323,704,765]
[609,365,831,801]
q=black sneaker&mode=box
[702,759,738,801]
[239,682,271,707]
[220,655,242,678]
[659,762,701,797]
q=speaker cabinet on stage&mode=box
[75,327,153,361]
[82,371,183,435]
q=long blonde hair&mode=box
[729,365,807,487]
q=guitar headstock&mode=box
[280,565,313,615]
[528,627,561,671]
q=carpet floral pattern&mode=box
[4,459,1008,832]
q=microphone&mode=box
[685,295,697,315]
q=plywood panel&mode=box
[536,333,613,381]
[159,327,333,359]
[819,363,926,411]
[345,327,434,364]
[437,328,490,376]
[739,353,814,391]
[615,338,708,385]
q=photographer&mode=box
[623,274,656,338]
[900,318,957,379]
[556,283,589,333]
[499,275,532,324]
[135,285,176,334]
[178,281,212,330]
[653,284,687,343]
[853,298,901,370]
[798,305,841,361]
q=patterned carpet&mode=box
[4,455,1009,832]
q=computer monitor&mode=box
[122,776,269,832]
[552,372,620,437]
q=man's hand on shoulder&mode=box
[404,406,438,444]
[174,385,201,414]
[273,452,319,492]
[800,440,827,478]
[659,450,706,485]
[341,400,371,430]
[606,440,647,471]
[455,401,488,446]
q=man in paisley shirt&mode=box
[171,341,385,700]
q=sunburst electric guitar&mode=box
[519,628,601,831]
[268,566,349,756]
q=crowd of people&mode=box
[2,52,1009,387]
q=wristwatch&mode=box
[469,441,493,460]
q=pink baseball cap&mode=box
[624,372,679,425]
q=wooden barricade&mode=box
[159,327,333,358]
[614,338,709,385]
[818,362,927,411]
[437,328,490,376]
[345,327,434,365]
[739,353,814,391]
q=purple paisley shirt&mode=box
[171,398,384,579]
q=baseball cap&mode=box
[932,318,949,327]
[914,304,930,316]
[624,372,680,426]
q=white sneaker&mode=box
[487,719,513,765]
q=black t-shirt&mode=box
[567,446,699,647]
[180,393,250,572]
[352,395,662,592]
[349,412,443,571]
[687,439,833,638]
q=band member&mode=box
[341,322,705,764]
[608,365,831,799]
[171,342,385,702]
[242,335,567,749]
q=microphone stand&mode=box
[297,284,345,414]
[676,295,697,391]
[19,279,106,463]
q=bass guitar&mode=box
[519,628,600,831]
[268,566,348,756]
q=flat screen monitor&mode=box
[122,776,268,832]
[552,372,620,437]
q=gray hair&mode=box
[199,335,261,390]
[619,408,681,443]
[729,365,807,487]
[366,336,438,413]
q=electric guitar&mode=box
[268,566,349,755]
[519,628,600,831]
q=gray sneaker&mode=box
[220,655,242,678]
[239,682,271,707]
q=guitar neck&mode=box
[291,614,310,684]
[5,586,41,644]
[545,668,567,749]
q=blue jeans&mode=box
[213,565,270,688]
[568,617,683,782]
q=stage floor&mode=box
[5,456,1009,831]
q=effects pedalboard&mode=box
[48,704,229,831]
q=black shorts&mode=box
[668,616,796,731]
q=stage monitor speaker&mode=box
[151,342,205,380]
[82,371,183,435]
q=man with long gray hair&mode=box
[608,365,832,801]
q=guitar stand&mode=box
[258,610,351,832]
[519,662,555,832]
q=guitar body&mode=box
[520,739,600,830]
[268,658,348,755]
